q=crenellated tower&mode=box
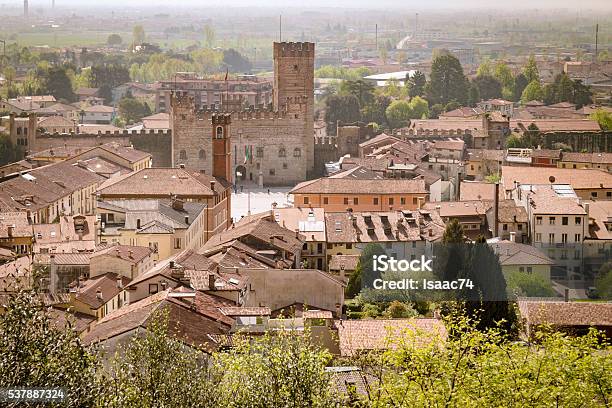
[212,113,232,183]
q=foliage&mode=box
[106,34,123,46]
[425,54,469,106]
[203,24,215,48]
[358,243,387,290]
[0,291,103,407]
[467,83,480,107]
[217,330,339,408]
[385,100,412,129]
[520,80,544,104]
[476,59,492,77]
[542,73,593,108]
[118,96,151,124]
[315,65,372,80]
[45,66,76,102]
[523,55,540,83]
[595,262,612,300]
[485,173,501,183]
[383,301,419,318]
[406,70,426,98]
[506,270,556,298]
[340,79,375,107]
[361,94,391,127]
[101,309,223,407]
[493,61,514,89]
[590,109,612,131]
[324,94,361,134]
[223,49,252,73]
[132,25,145,46]
[0,133,21,166]
[513,73,529,102]
[362,303,381,318]
[429,103,444,119]
[361,315,611,407]
[473,74,502,101]
[442,219,465,244]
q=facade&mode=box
[90,245,155,280]
[477,99,514,117]
[171,42,315,186]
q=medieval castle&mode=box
[170,42,315,186]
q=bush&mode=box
[383,301,419,318]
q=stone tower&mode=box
[212,113,231,183]
[273,42,315,175]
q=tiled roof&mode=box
[561,152,612,165]
[584,200,612,240]
[83,104,114,113]
[0,212,32,238]
[359,133,399,148]
[92,244,153,264]
[98,168,230,197]
[290,178,427,195]
[490,241,554,266]
[328,254,360,271]
[220,307,271,316]
[518,300,612,327]
[460,182,503,201]
[531,149,562,159]
[486,199,528,224]
[48,307,96,333]
[440,106,484,118]
[37,115,75,128]
[510,119,601,132]
[501,166,612,191]
[524,185,587,215]
[73,273,131,309]
[335,318,447,356]
[423,200,491,218]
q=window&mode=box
[283,163,288,169]
[536,216,542,225]
[323,197,329,205]
[549,217,555,225]
[149,284,158,294]
[519,267,524,272]
[401,197,406,205]
[389,198,394,205]
[269,168,275,176]
[373,197,379,205]
[215,126,224,139]
[413,197,418,205]
[608,192,612,198]
[503,224,508,231]
[527,267,532,274]
[591,192,598,198]
[256,147,264,158]
[179,150,187,160]
[562,217,568,226]
[548,233,555,244]
[303,197,309,205]
[575,217,581,225]
[198,149,206,159]
[353,197,359,205]
[561,233,568,244]
[293,148,301,157]
[174,238,182,249]
[278,147,286,158]
[518,224,523,230]
[317,243,323,253]
[574,234,581,242]
[344,198,349,205]
[346,243,352,249]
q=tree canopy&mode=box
[425,54,469,106]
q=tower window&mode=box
[199,149,206,159]
[293,148,301,157]
[278,147,286,158]
[216,126,224,139]
[179,150,187,160]
[256,147,264,158]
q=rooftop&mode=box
[501,166,612,192]
[290,178,427,195]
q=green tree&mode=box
[409,96,429,119]
[341,79,375,107]
[223,49,252,73]
[203,24,215,48]
[325,94,361,134]
[45,66,76,102]
[590,109,612,131]
[523,55,540,83]
[0,132,20,165]
[361,94,391,127]
[467,83,480,107]
[571,79,593,109]
[473,74,502,100]
[106,34,123,46]
[429,103,444,119]
[357,243,387,291]
[513,73,529,102]
[101,310,222,407]
[385,99,412,129]
[476,59,493,77]
[520,80,543,103]
[384,301,418,318]
[407,70,426,98]
[0,291,103,407]
[595,262,612,299]
[425,54,469,106]
[554,73,574,103]
[506,270,555,298]
[493,61,514,89]
[118,97,150,124]
[132,25,145,47]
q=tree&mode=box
[513,73,529,102]
[590,109,612,131]
[0,133,20,165]
[385,100,412,129]
[473,74,502,100]
[101,310,223,407]
[425,54,469,106]
[223,49,252,73]
[361,94,391,127]
[467,83,480,107]
[106,34,123,46]
[384,301,418,318]
[409,96,429,119]
[132,25,145,47]
[493,61,514,90]
[520,80,543,104]
[595,262,612,299]
[429,103,444,119]
[0,291,103,406]
[118,97,150,124]
[506,270,555,298]
[476,59,493,77]
[571,79,592,109]
[341,79,375,107]
[203,24,215,48]
[554,73,574,103]
[407,70,426,98]
[523,55,539,83]
[357,243,387,291]
[505,134,527,149]
[325,94,361,134]
[45,66,75,102]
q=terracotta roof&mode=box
[0,256,32,291]
[439,106,484,118]
[531,149,562,159]
[98,168,230,198]
[76,87,99,97]
[329,254,360,271]
[35,253,91,266]
[490,241,554,266]
[359,133,399,148]
[460,182,503,201]
[584,200,612,240]
[518,300,612,327]
[48,307,96,333]
[83,104,114,113]
[510,119,601,133]
[220,307,271,316]
[423,200,491,218]
[272,207,326,242]
[501,166,612,191]
[486,199,528,224]
[336,318,447,356]
[290,178,427,195]
[0,212,32,238]
[37,115,76,129]
[72,273,131,310]
[561,152,612,165]
[523,184,587,215]
[432,140,465,151]
[92,244,153,264]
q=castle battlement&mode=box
[273,42,315,58]
[37,129,172,138]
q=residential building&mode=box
[80,105,114,124]
[290,178,428,212]
[97,198,208,260]
[477,99,514,117]
[486,199,529,243]
[68,272,131,318]
[559,152,612,173]
[582,200,612,275]
[33,215,97,254]
[422,201,491,240]
[0,212,33,255]
[33,253,91,294]
[490,240,554,280]
[89,244,155,280]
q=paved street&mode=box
[231,184,293,222]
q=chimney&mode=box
[494,183,500,237]
[136,219,141,229]
[584,202,590,222]
[509,231,516,242]
[456,172,462,200]
[208,274,216,290]
[564,288,569,302]
[210,180,216,191]
[169,260,175,269]
[116,277,123,289]
[184,216,190,225]
[128,250,133,259]
[96,288,102,300]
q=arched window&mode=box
[198,149,206,159]
[216,126,224,139]
[179,150,187,160]
[293,148,301,157]
[278,147,286,158]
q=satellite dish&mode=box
[549,176,555,183]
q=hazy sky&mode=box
[5,0,612,9]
